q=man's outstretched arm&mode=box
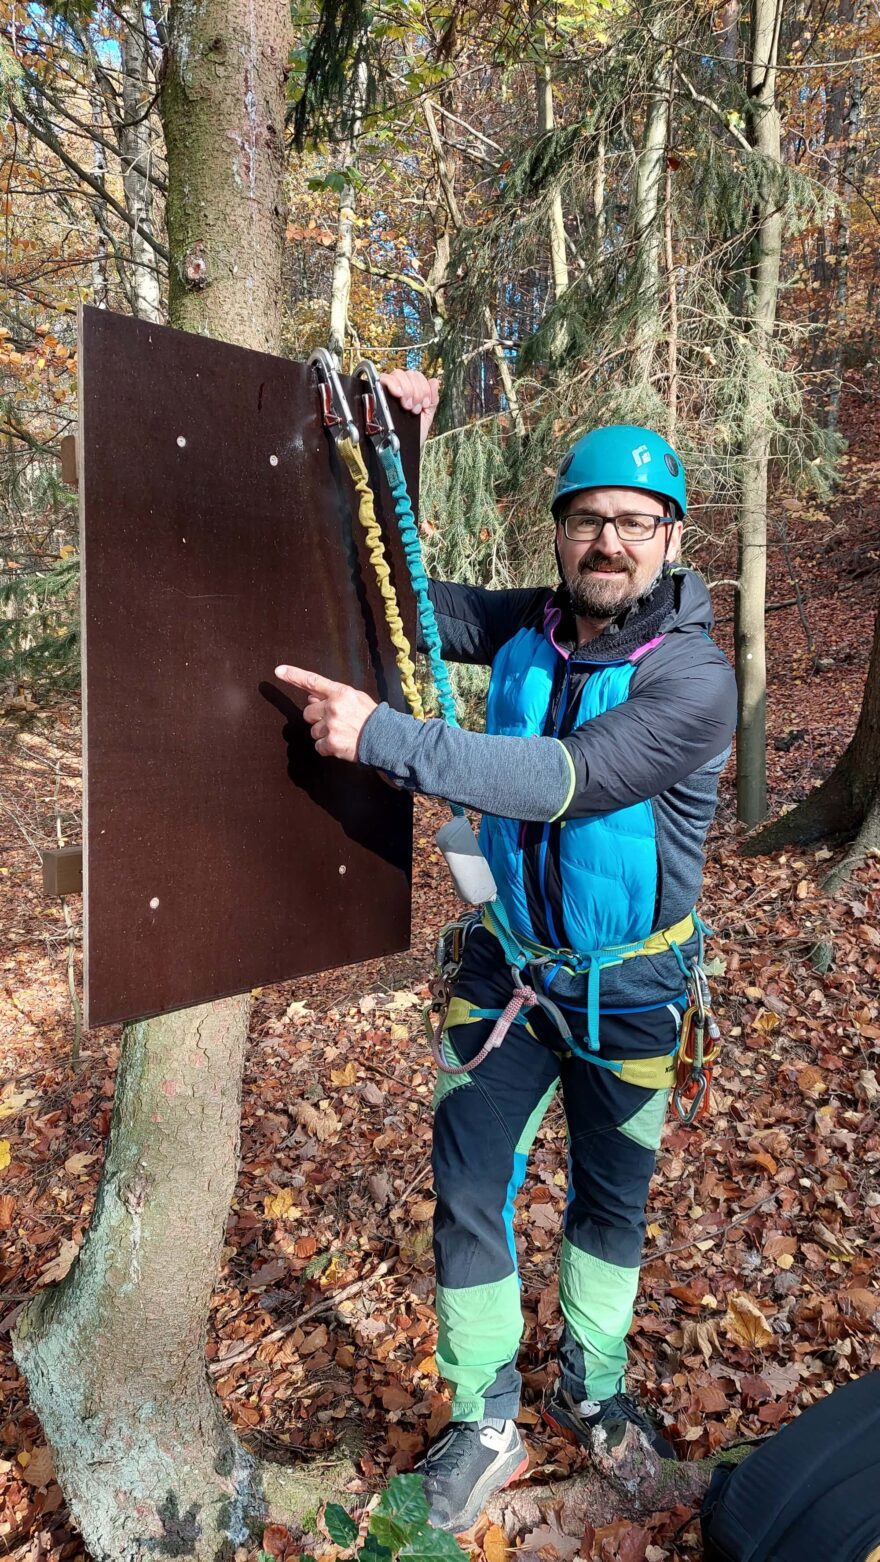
[273,648,736,824]
[273,664,574,820]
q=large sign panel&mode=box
[80,307,416,1027]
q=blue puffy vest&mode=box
[479,626,659,956]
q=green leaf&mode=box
[398,1527,467,1562]
[369,1515,410,1552]
[358,1535,393,1562]
[377,1475,430,1530]
[702,956,727,977]
[325,1505,359,1548]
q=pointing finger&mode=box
[275,665,339,698]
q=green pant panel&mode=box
[559,1235,641,1400]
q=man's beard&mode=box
[562,550,663,620]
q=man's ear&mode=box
[665,520,684,562]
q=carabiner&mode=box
[310,347,360,444]
[354,360,401,455]
[674,1068,708,1126]
[510,964,576,1049]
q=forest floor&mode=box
[1,385,879,1562]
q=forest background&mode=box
[1,0,880,1559]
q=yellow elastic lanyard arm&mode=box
[337,435,425,722]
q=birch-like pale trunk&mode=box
[119,0,162,323]
[663,153,678,441]
[328,59,367,365]
[423,97,526,434]
[90,91,109,308]
[13,3,347,1557]
[535,57,569,300]
[633,50,672,382]
[593,128,606,254]
[734,0,784,826]
[535,50,569,359]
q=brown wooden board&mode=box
[80,306,417,1028]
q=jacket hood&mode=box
[662,565,715,633]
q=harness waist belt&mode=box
[441,995,678,1089]
[481,902,697,1053]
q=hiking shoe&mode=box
[542,1382,677,1461]
[419,1419,529,1532]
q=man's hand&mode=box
[379,369,440,448]
[274,666,377,762]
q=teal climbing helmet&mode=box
[551,425,687,519]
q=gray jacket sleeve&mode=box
[357,704,574,821]
[358,631,736,823]
[559,636,737,816]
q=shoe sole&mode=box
[444,1450,530,1535]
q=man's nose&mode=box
[591,520,625,554]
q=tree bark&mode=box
[663,81,678,440]
[535,60,569,305]
[11,4,343,1559]
[734,0,784,827]
[119,0,163,323]
[743,591,880,884]
[162,0,288,351]
[90,90,110,308]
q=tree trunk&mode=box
[162,0,288,351]
[535,62,569,304]
[12,4,340,1558]
[328,58,368,365]
[533,23,569,360]
[633,48,672,383]
[90,90,110,308]
[423,97,526,435]
[119,0,163,323]
[743,592,880,886]
[826,0,864,435]
[734,0,784,827]
[663,82,678,440]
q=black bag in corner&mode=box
[700,1373,880,1562]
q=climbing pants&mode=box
[431,924,678,1422]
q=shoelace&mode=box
[423,1423,481,1475]
[424,1423,510,1477]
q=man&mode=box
[275,371,737,1533]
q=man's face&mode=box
[557,486,683,620]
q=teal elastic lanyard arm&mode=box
[355,360,465,819]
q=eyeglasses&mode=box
[561,511,672,543]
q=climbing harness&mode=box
[311,351,722,1112]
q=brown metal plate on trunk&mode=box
[80,306,417,1028]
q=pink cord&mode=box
[432,985,539,1074]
